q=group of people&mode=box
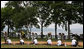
[47,37,78,47]
[57,33,78,47]
[3,32,78,47]
[4,36,78,47]
[4,37,38,45]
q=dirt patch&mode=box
[1,41,83,46]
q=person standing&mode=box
[61,33,66,44]
[29,32,31,39]
[19,32,22,39]
[47,32,52,40]
[21,30,25,38]
[18,30,22,39]
[58,33,62,40]
[35,33,38,39]
[31,32,34,42]
[3,32,8,44]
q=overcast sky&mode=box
[1,1,83,34]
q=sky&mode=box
[1,1,8,8]
[1,1,83,35]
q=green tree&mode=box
[72,1,83,24]
[1,7,14,37]
[62,1,83,39]
[47,1,65,39]
[6,1,40,34]
[5,1,24,34]
[1,8,6,31]
[34,1,52,39]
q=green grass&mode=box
[1,44,83,48]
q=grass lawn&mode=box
[1,44,83,48]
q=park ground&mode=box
[1,37,83,48]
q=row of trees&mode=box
[1,1,83,39]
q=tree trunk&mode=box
[8,24,9,37]
[27,22,29,34]
[68,21,70,39]
[29,24,32,33]
[41,22,43,39]
[55,22,57,39]
[30,27,31,33]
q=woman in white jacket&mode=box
[33,38,38,45]
[71,37,78,47]
[57,38,62,46]
[20,38,24,45]
[47,38,52,45]
[6,37,12,45]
